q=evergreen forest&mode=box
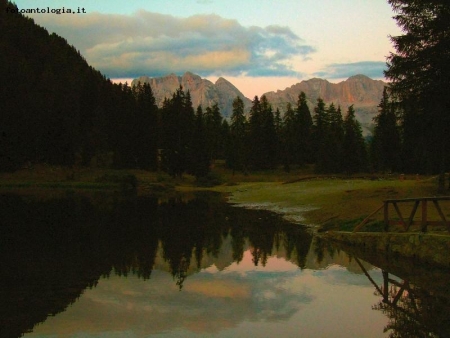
[1,0,449,188]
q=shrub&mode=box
[195,172,223,187]
[95,172,138,190]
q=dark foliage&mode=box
[5,0,449,179]
[385,0,450,189]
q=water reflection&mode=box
[1,191,313,337]
[323,240,450,337]
[1,191,449,337]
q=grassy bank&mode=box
[210,169,445,231]
[0,164,183,196]
[2,164,448,232]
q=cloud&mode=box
[30,10,315,78]
[314,61,387,79]
[31,267,313,336]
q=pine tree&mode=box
[400,97,426,173]
[204,103,223,162]
[190,106,210,178]
[282,103,296,172]
[248,96,263,169]
[274,108,282,135]
[248,95,277,170]
[343,105,367,174]
[371,87,401,173]
[274,108,283,166]
[160,86,195,177]
[312,100,345,173]
[385,0,450,190]
[295,92,313,165]
[227,96,247,173]
[327,103,344,172]
[220,119,230,161]
[260,95,277,169]
[261,95,279,169]
[313,98,329,173]
[132,82,158,170]
[112,83,139,168]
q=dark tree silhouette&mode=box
[385,0,450,190]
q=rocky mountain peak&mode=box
[132,72,385,133]
[132,72,250,118]
[262,75,386,135]
[348,74,372,81]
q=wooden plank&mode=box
[355,258,384,296]
[383,271,389,303]
[384,196,450,203]
[392,202,407,230]
[384,202,389,232]
[388,278,404,286]
[432,200,449,231]
[389,220,444,226]
[422,200,428,232]
[380,197,449,233]
[353,204,384,232]
[392,283,407,306]
[406,200,420,231]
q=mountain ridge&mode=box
[133,72,385,133]
[262,74,386,134]
[132,72,252,118]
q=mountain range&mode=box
[132,72,386,134]
[263,74,386,134]
[132,72,252,118]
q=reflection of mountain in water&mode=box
[0,191,312,337]
[3,191,448,337]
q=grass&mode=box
[1,162,448,232]
[210,167,446,231]
[0,164,181,195]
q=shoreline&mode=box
[3,166,450,267]
[319,231,450,268]
[1,165,444,232]
[210,176,440,231]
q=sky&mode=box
[28,250,386,337]
[14,0,402,98]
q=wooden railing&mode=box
[353,197,450,232]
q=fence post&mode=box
[421,199,428,232]
[384,201,389,232]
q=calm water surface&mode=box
[1,191,449,337]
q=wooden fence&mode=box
[353,197,450,232]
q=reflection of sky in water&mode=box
[25,251,388,338]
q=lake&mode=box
[1,191,449,337]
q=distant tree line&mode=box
[2,0,449,186]
[226,93,367,175]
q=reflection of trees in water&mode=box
[312,236,336,265]
[4,190,450,338]
[325,239,450,338]
[0,192,116,338]
[158,193,226,289]
[107,195,160,280]
[246,213,278,266]
[0,191,313,337]
[343,253,450,338]
[157,192,313,286]
[372,274,450,338]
